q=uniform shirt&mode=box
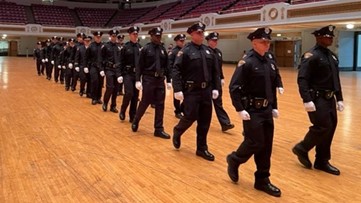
[209,47,224,80]
[33,48,43,60]
[298,44,343,102]
[172,42,220,92]
[63,46,76,66]
[74,44,87,68]
[51,42,63,64]
[102,41,121,68]
[85,42,103,70]
[137,42,170,82]
[168,45,181,76]
[120,41,142,73]
[229,49,278,112]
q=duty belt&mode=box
[125,65,136,73]
[315,90,335,100]
[241,97,269,109]
[142,70,164,77]
[184,81,209,89]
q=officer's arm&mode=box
[164,47,171,83]
[84,45,91,68]
[229,63,248,112]
[297,54,316,102]
[211,50,220,91]
[218,49,225,80]
[172,48,184,92]
[115,46,122,78]
[74,48,80,67]
[136,46,146,81]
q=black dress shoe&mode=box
[97,100,103,104]
[119,112,125,120]
[175,113,183,119]
[110,107,118,113]
[102,103,107,111]
[254,182,281,197]
[131,121,139,132]
[91,100,97,105]
[154,131,171,139]
[79,91,84,97]
[173,134,181,149]
[221,123,235,132]
[314,162,340,175]
[71,88,75,92]
[196,150,215,161]
[226,155,239,183]
[65,86,70,91]
[292,144,312,169]
[150,104,156,108]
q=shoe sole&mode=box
[292,147,312,169]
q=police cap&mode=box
[173,34,186,41]
[108,29,119,36]
[76,32,86,38]
[148,27,163,36]
[312,25,335,37]
[187,22,206,34]
[205,32,219,41]
[117,34,125,40]
[128,26,140,34]
[247,27,272,41]
[83,35,92,41]
[92,31,103,36]
[68,38,75,43]
[36,41,42,45]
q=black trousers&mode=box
[133,75,165,131]
[72,70,80,90]
[54,63,64,82]
[173,86,212,151]
[103,69,119,107]
[64,68,74,88]
[90,67,104,101]
[228,106,274,180]
[212,87,231,126]
[79,68,90,95]
[173,96,182,114]
[120,73,139,120]
[301,97,337,163]
[45,61,53,79]
[35,59,42,75]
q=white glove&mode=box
[166,83,172,90]
[57,65,61,69]
[272,109,279,118]
[174,91,184,101]
[68,63,73,69]
[75,67,80,72]
[337,101,344,112]
[221,79,225,87]
[45,58,48,62]
[212,90,219,99]
[100,71,105,77]
[62,65,66,69]
[238,110,250,120]
[41,59,45,63]
[117,76,123,83]
[51,60,54,65]
[84,67,89,73]
[135,81,142,91]
[278,87,284,95]
[304,101,316,112]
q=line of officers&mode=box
[33,23,344,198]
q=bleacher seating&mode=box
[75,7,117,27]
[133,1,181,24]
[108,7,154,27]
[154,0,203,22]
[32,4,74,27]
[0,1,27,24]
[182,0,236,19]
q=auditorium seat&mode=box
[76,7,117,27]
[32,4,74,27]
[0,1,27,25]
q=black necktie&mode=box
[264,63,273,103]
[327,51,340,91]
[200,48,209,82]
[155,45,161,74]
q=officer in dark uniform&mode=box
[101,29,123,113]
[51,36,63,83]
[226,27,281,197]
[119,26,141,122]
[85,31,104,105]
[131,27,171,139]
[44,38,52,80]
[33,41,44,76]
[292,25,344,176]
[72,32,86,92]
[64,38,77,91]
[168,33,186,119]
[205,32,235,132]
[172,22,220,161]
[117,33,125,96]
[75,35,92,97]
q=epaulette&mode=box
[238,59,246,67]
[304,52,313,59]
[177,50,183,57]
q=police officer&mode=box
[292,25,344,176]
[51,36,64,83]
[172,22,220,161]
[64,38,77,91]
[168,34,186,119]
[205,32,235,132]
[85,31,104,105]
[33,41,44,76]
[72,32,86,92]
[75,35,92,97]
[131,27,171,139]
[44,38,53,80]
[119,26,141,122]
[226,27,281,197]
[101,29,123,113]
[117,33,125,96]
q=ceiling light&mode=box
[346,24,354,29]
[276,33,282,37]
[168,34,172,38]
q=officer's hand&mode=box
[238,110,250,120]
[75,67,80,72]
[166,83,172,90]
[57,65,61,69]
[62,65,66,69]
[272,109,279,118]
[221,79,225,87]
[51,60,54,65]
[45,58,48,62]
[212,90,219,99]
[68,63,73,69]
[174,91,184,101]
[135,81,142,91]
[100,71,105,77]
[84,67,89,73]
[41,59,45,63]
[117,76,123,83]
[278,87,284,95]
[304,101,316,112]
[337,101,344,112]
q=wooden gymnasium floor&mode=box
[1,56,361,203]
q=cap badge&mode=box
[265,27,270,34]
[329,25,334,31]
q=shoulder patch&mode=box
[177,51,183,57]
[304,52,313,59]
[238,60,246,66]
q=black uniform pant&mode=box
[45,61,53,79]
[90,67,104,101]
[103,69,119,107]
[54,63,64,82]
[120,73,139,120]
[35,59,42,75]
[133,75,165,131]
[173,86,212,151]
[72,70,80,91]
[173,96,182,114]
[79,68,90,96]
[64,68,74,88]
[212,87,231,126]
[300,97,337,163]
[228,106,274,180]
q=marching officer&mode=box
[205,32,235,132]
[43,38,52,80]
[117,33,125,96]
[85,31,104,105]
[75,35,92,97]
[226,27,282,197]
[51,36,63,83]
[101,29,123,113]
[131,27,171,139]
[33,41,44,76]
[119,26,141,122]
[172,22,220,161]
[168,33,186,119]
[292,25,344,176]
[72,32,86,92]
[63,38,77,91]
